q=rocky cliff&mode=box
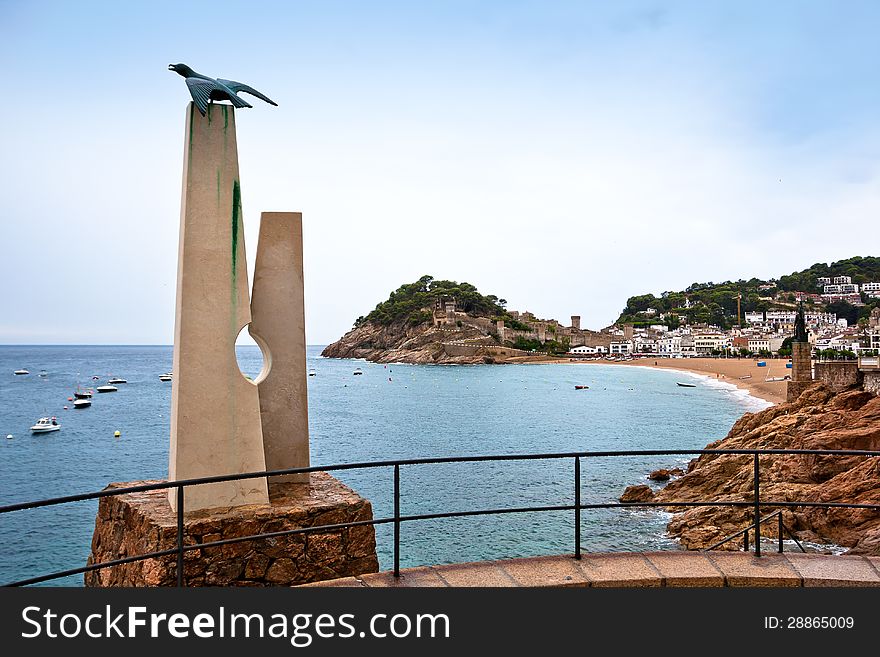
[621,383,880,554]
[321,320,527,364]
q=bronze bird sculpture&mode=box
[168,63,278,116]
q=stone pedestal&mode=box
[85,472,378,587]
[786,341,813,402]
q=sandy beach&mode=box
[568,357,791,405]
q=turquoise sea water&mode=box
[0,345,770,585]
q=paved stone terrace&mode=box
[299,552,880,588]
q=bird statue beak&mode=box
[167,64,175,71]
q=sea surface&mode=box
[0,345,771,586]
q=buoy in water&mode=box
[63,406,69,410]
[114,430,121,438]
[5,434,12,440]
[67,397,73,401]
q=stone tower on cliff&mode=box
[787,302,813,402]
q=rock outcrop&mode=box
[628,383,880,554]
[322,320,545,365]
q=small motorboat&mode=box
[38,370,48,377]
[308,369,317,377]
[159,373,173,381]
[676,382,696,388]
[353,368,363,375]
[738,375,752,380]
[108,377,127,384]
[574,385,589,390]
[92,375,100,380]
[13,369,29,375]
[73,398,91,409]
[74,388,93,399]
[30,417,60,433]
[96,385,118,393]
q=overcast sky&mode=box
[1,1,878,345]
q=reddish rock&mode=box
[619,485,655,503]
[625,384,880,553]
[648,469,671,481]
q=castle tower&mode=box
[496,319,505,343]
[571,315,581,331]
[445,300,456,325]
[624,323,634,340]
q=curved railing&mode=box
[1,448,879,586]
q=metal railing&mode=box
[704,510,807,554]
[2,448,879,587]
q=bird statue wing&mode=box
[185,78,216,116]
[217,79,279,106]
[185,78,251,116]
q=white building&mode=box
[659,336,682,356]
[748,338,771,353]
[694,334,730,355]
[817,277,831,285]
[570,345,605,355]
[862,282,880,292]
[832,275,852,285]
[609,341,632,355]
[766,311,797,324]
[745,311,764,324]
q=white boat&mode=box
[38,370,48,377]
[30,417,60,433]
[353,368,363,375]
[74,388,93,399]
[308,369,317,377]
[13,369,29,375]
[159,372,172,381]
[73,398,91,409]
[96,385,118,393]
[107,377,127,384]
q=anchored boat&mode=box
[30,417,60,434]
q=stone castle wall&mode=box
[814,361,863,391]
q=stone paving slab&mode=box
[706,553,801,587]
[576,553,662,587]
[299,552,880,588]
[434,562,517,587]
[784,554,880,587]
[496,556,591,587]
[644,552,725,587]
[298,576,365,588]
[359,566,447,588]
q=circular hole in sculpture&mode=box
[235,325,270,383]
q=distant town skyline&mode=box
[2,1,879,345]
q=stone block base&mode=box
[85,472,378,587]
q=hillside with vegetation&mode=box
[352,274,523,329]
[323,275,556,364]
[616,256,880,329]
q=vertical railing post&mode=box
[176,484,185,587]
[743,528,749,552]
[393,464,400,578]
[574,457,581,560]
[753,453,761,557]
[778,512,784,553]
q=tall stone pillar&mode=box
[168,102,269,512]
[496,319,505,343]
[571,315,581,330]
[787,341,813,402]
[250,212,310,483]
